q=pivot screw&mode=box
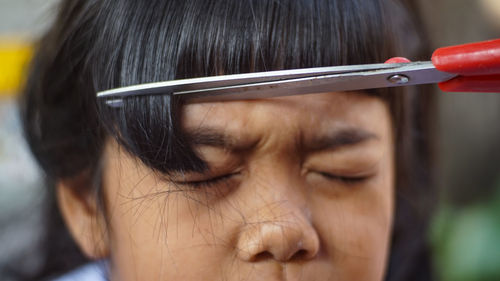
[387,74,410,84]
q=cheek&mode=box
[105,189,236,280]
[102,148,234,280]
[311,163,394,280]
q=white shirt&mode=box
[52,261,109,281]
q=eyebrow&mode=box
[306,128,378,151]
[186,127,377,151]
[187,129,245,149]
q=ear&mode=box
[56,173,110,259]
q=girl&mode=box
[21,0,435,280]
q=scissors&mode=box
[98,39,500,106]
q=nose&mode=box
[236,203,320,262]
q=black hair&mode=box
[20,0,435,280]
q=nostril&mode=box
[252,248,310,262]
[290,249,309,260]
[253,251,274,262]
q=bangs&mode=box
[92,0,393,85]
[91,0,409,174]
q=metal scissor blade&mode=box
[175,62,455,102]
[97,63,397,99]
[98,61,456,106]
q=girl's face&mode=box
[67,92,394,281]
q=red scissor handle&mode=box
[431,39,500,92]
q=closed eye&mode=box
[318,172,371,185]
[174,173,239,188]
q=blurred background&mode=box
[418,1,500,280]
[0,0,59,279]
[0,0,499,280]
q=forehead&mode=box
[182,92,390,138]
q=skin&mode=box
[58,91,394,281]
